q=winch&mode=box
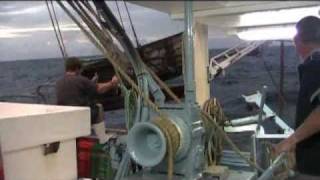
[54,1,296,180]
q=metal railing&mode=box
[208,41,265,81]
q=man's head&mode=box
[294,16,320,60]
[65,57,82,74]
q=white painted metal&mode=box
[131,1,320,37]
[256,134,292,139]
[221,150,252,167]
[132,1,319,18]
[228,115,268,127]
[0,102,91,180]
[242,92,294,134]
[193,22,210,105]
[224,90,294,139]
[224,124,265,134]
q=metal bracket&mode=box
[242,91,294,136]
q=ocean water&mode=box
[0,58,63,98]
[0,45,300,131]
[211,44,300,128]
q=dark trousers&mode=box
[289,172,320,180]
[90,103,102,124]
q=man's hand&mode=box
[91,72,99,83]
[96,75,119,94]
[273,107,320,156]
[273,136,297,155]
[111,75,119,87]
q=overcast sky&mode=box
[0,1,245,62]
[0,1,187,61]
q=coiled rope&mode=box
[201,111,264,172]
[202,98,228,166]
[153,117,181,180]
[122,85,137,130]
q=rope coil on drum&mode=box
[153,117,181,180]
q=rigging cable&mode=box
[260,43,287,105]
[123,1,140,48]
[45,0,67,59]
[115,1,125,28]
[37,0,68,104]
[50,0,68,57]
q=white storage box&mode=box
[0,102,91,180]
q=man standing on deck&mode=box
[275,16,320,179]
[56,57,119,144]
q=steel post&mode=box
[257,86,268,132]
[184,0,196,105]
[257,153,286,180]
[279,40,285,117]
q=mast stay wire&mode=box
[49,0,68,58]
[34,0,68,104]
[115,1,125,28]
[45,0,67,59]
[260,43,287,105]
[123,1,140,48]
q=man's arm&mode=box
[275,106,320,154]
[96,75,119,94]
[96,81,116,94]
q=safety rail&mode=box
[0,82,56,105]
[0,95,40,103]
[208,41,265,81]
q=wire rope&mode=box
[115,1,125,28]
[123,1,140,47]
